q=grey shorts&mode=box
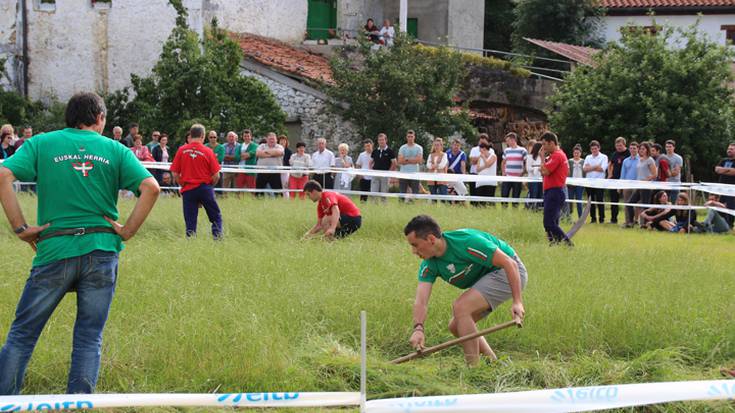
[471,255,528,317]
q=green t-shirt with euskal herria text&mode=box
[417,229,516,289]
[2,128,152,266]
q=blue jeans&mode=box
[543,187,569,243]
[182,184,223,239]
[526,182,543,210]
[0,250,119,395]
[567,185,584,217]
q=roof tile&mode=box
[602,0,735,8]
[230,33,333,84]
[523,38,600,67]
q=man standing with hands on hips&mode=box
[539,131,571,246]
[0,92,160,395]
[170,124,223,239]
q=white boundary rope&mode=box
[0,392,360,411]
[0,380,731,412]
[3,159,734,216]
[365,380,735,413]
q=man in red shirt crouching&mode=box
[170,124,223,239]
[303,180,362,240]
[539,131,572,246]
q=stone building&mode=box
[0,0,484,102]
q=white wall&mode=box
[603,14,735,46]
[25,0,183,101]
[203,0,308,44]
[104,1,180,96]
[448,0,484,50]
[337,0,383,38]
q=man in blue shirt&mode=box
[446,138,467,175]
[620,141,639,228]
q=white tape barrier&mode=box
[0,392,360,411]
[141,161,699,192]
[157,186,735,217]
[0,158,731,193]
[1,381,731,413]
[365,380,735,413]
[692,183,735,198]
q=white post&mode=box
[399,0,408,32]
[360,311,367,413]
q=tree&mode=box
[484,0,515,52]
[107,15,285,142]
[512,0,603,56]
[548,23,735,180]
[327,35,475,149]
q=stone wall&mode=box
[21,0,187,101]
[0,0,18,91]
[239,67,362,154]
[203,0,308,44]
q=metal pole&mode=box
[399,0,407,33]
[360,311,366,413]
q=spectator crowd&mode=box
[2,121,734,234]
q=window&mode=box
[34,0,56,12]
[92,0,112,10]
[722,25,735,45]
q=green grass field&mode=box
[0,194,734,412]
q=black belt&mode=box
[37,226,117,242]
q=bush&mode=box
[548,22,735,180]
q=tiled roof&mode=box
[230,33,333,84]
[523,38,600,67]
[601,0,735,8]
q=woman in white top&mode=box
[475,143,497,203]
[334,143,354,191]
[379,19,395,46]
[288,142,312,199]
[566,144,585,218]
[525,142,543,210]
[426,137,449,198]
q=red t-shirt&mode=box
[543,149,569,191]
[170,141,221,193]
[317,191,361,219]
[657,157,670,182]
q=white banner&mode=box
[365,380,735,413]
[0,392,360,411]
[138,161,731,193]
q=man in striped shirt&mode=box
[500,133,527,207]
[405,215,527,366]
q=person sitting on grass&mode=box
[639,191,675,231]
[303,180,362,240]
[699,194,732,234]
[670,193,697,233]
[404,215,527,366]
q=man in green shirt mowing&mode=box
[404,215,527,366]
[0,92,160,394]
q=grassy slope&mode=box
[0,195,733,412]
